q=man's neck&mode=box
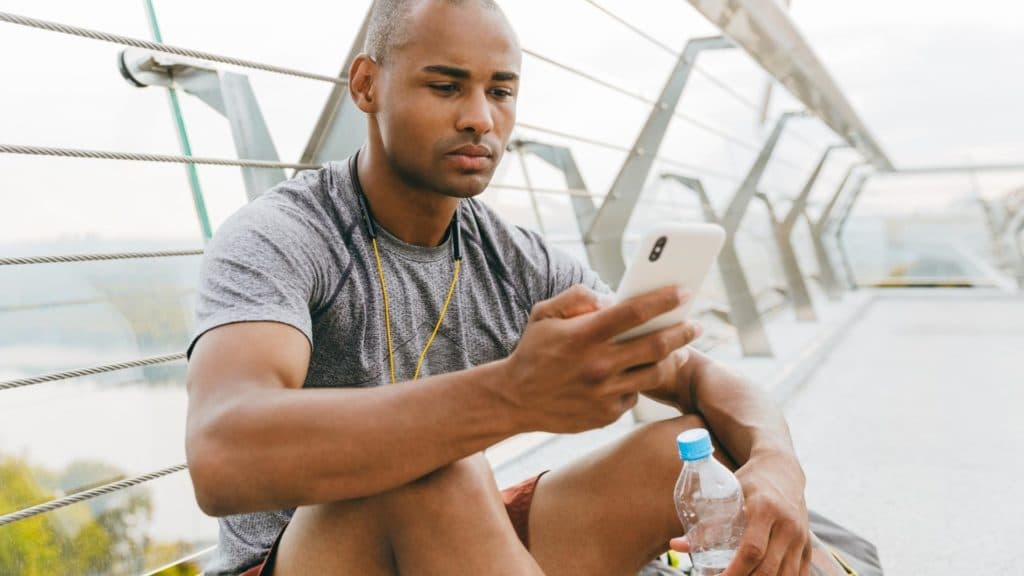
[357,146,459,248]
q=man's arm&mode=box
[645,349,812,576]
[186,286,697,517]
[186,321,521,517]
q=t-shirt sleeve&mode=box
[542,240,613,299]
[187,199,324,358]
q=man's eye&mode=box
[430,84,458,93]
[491,88,515,100]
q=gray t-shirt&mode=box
[189,160,607,575]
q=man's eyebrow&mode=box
[422,65,470,79]
[492,71,519,82]
[421,65,519,82]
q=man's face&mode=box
[373,2,521,198]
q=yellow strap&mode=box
[372,238,460,384]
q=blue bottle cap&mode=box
[676,428,714,461]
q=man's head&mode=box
[350,0,521,198]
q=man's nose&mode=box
[455,90,494,135]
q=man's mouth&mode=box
[446,144,493,171]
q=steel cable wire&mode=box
[0,464,188,527]
[0,143,320,170]
[0,249,203,266]
[0,11,346,84]
[0,353,185,391]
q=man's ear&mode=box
[349,54,379,114]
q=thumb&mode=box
[669,537,691,553]
[530,285,607,321]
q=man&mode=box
[185,1,820,574]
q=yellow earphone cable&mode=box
[371,237,461,384]
[371,238,397,385]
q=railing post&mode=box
[756,192,816,321]
[719,110,805,233]
[781,144,849,301]
[661,174,773,357]
[120,49,285,201]
[584,36,733,287]
[514,141,598,238]
[834,173,872,288]
[809,162,867,293]
[299,6,373,165]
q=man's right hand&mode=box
[497,285,702,433]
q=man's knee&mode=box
[637,413,709,445]
[384,454,499,514]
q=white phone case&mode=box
[614,223,726,342]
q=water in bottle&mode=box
[673,428,745,576]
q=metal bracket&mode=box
[833,172,872,288]
[661,174,773,357]
[720,110,806,234]
[808,162,867,292]
[120,48,284,201]
[775,143,849,302]
[513,140,597,238]
[583,36,734,287]
[299,7,373,166]
[755,192,816,321]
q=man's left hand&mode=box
[670,450,811,576]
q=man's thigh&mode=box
[261,455,544,576]
[527,414,709,576]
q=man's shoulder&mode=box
[462,197,548,259]
[218,164,357,245]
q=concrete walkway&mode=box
[785,290,1024,574]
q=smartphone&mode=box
[613,223,726,342]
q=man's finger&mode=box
[582,286,688,342]
[723,514,772,575]
[604,321,702,372]
[777,539,805,576]
[750,525,788,576]
[529,285,603,321]
[669,537,690,553]
[604,355,677,396]
[799,540,812,576]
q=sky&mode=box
[0,0,1022,246]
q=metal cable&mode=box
[0,11,345,85]
[522,50,766,153]
[578,0,766,115]
[523,48,653,104]
[0,464,188,527]
[657,156,742,183]
[0,353,185,391]
[0,249,203,267]
[517,122,742,183]
[691,66,764,113]
[516,122,632,153]
[0,143,319,171]
[580,0,679,57]
[140,545,218,576]
[490,183,591,197]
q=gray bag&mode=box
[809,510,883,576]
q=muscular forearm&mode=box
[683,351,801,470]
[187,360,519,516]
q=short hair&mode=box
[364,0,500,64]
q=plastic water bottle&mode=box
[673,428,745,576]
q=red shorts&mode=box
[240,471,548,576]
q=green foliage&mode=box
[0,457,195,575]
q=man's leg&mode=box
[273,454,544,575]
[528,413,724,576]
